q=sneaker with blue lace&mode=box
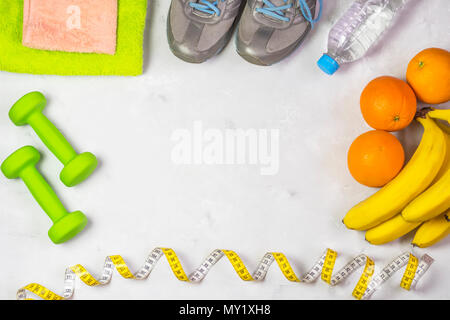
[167,0,244,63]
[236,0,323,66]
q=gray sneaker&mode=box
[236,0,322,66]
[167,0,244,63]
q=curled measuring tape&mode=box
[16,248,434,300]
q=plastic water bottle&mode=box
[317,0,410,75]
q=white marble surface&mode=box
[0,0,449,300]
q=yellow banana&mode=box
[428,107,450,124]
[436,119,450,135]
[365,214,421,245]
[402,121,450,222]
[343,115,446,230]
[412,212,450,248]
[432,121,450,182]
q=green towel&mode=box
[0,0,147,76]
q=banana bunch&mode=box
[343,107,450,248]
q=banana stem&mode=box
[415,107,434,119]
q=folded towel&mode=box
[0,0,147,76]
[23,0,118,55]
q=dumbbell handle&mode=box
[28,111,77,165]
[20,165,68,223]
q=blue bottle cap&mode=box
[317,54,340,75]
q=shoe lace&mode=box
[255,0,323,28]
[189,0,226,16]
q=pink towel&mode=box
[22,0,118,55]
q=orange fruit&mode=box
[406,47,450,104]
[347,130,405,187]
[360,76,417,131]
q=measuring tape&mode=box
[16,247,434,300]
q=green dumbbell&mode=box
[9,92,97,187]
[1,146,88,244]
